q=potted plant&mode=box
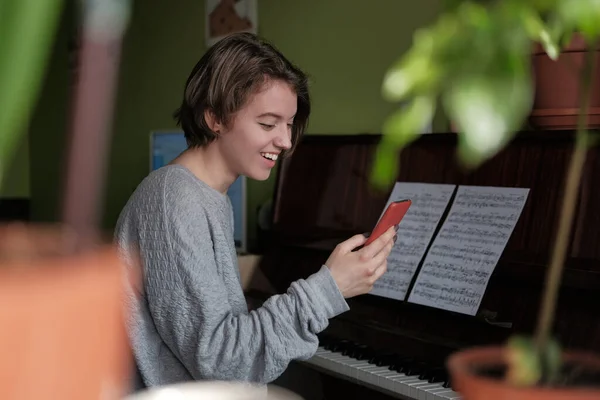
[0,0,134,399]
[530,33,600,130]
[371,0,600,398]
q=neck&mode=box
[172,145,237,194]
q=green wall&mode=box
[30,0,443,249]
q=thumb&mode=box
[339,234,367,253]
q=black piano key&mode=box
[349,344,367,360]
[370,352,395,366]
[331,339,351,353]
[359,346,378,361]
[399,360,417,374]
[325,338,343,352]
[418,364,438,380]
[426,367,446,383]
[439,369,451,387]
[342,341,355,354]
[406,361,427,376]
[389,356,414,372]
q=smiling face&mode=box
[209,79,297,181]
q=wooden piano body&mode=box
[248,131,600,399]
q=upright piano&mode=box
[247,131,600,400]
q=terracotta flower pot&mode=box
[447,346,600,400]
[530,34,600,130]
[0,223,133,400]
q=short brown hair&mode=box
[173,33,310,155]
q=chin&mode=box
[245,168,272,181]
[249,171,272,181]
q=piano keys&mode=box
[248,130,600,399]
[303,334,461,400]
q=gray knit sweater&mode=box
[114,165,349,388]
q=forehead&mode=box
[243,79,297,118]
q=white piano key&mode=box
[332,358,356,371]
[377,370,401,386]
[321,352,348,360]
[304,346,463,400]
[391,375,420,397]
[351,361,373,380]
[364,366,392,385]
[408,381,435,399]
[416,383,443,400]
[307,354,326,369]
[436,389,462,399]
[381,373,406,392]
[354,364,376,383]
[400,379,424,397]
[330,356,359,377]
[427,387,452,400]
[340,359,371,376]
[336,358,366,377]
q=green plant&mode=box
[371,0,600,387]
[0,0,64,189]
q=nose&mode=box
[273,125,292,150]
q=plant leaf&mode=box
[382,51,441,103]
[521,9,561,59]
[556,0,600,42]
[371,96,436,188]
[506,335,542,386]
[0,0,64,189]
[370,144,399,190]
[443,65,533,168]
[383,95,436,145]
[506,335,562,386]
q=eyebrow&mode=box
[257,112,295,120]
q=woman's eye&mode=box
[259,123,275,130]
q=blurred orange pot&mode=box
[0,223,132,400]
[447,346,600,400]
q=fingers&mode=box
[372,260,388,283]
[367,259,388,290]
[373,239,394,265]
[337,233,367,254]
[365,239,393,275]
[359,225,396,260]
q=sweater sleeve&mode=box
[143,187,349,384]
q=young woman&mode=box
[114,32,396,390]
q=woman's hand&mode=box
[325,226,396,298]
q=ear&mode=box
[204,109,223,134]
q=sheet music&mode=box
[407,185,529,315]
[370,182,456,301]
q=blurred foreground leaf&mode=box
[506,335,561,386]
[0,0,64,188]
[557,0,600,42]
[444,68,533,168]
[371,96,436,189]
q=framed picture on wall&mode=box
[205,0,258,47]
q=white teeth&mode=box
[261,153,278,161]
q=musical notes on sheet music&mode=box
[407,185,529,315]
[370,182,456,301]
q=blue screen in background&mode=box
[150,131,246,251]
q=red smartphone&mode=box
[364,199,411,246]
